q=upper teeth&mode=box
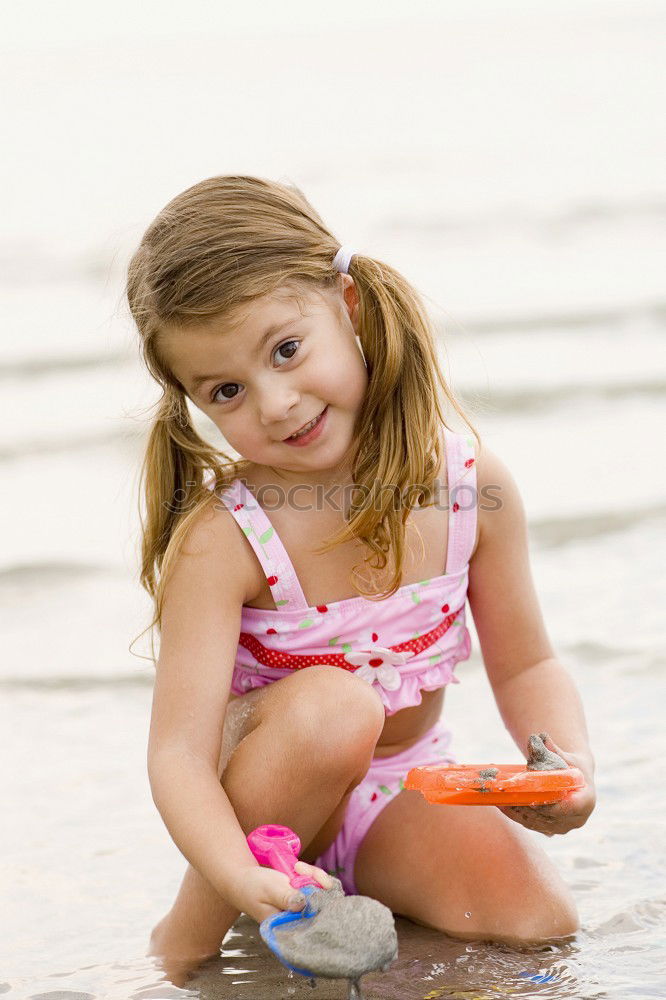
[289,413,321,438]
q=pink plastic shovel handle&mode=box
[247,824,318,889]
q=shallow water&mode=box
[3,641,665,998]
[5,912,666,999]
[3,3,666,998]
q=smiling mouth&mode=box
[283,408,327,441]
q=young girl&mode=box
[127,174,596,976]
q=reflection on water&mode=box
[133,907,666,1000]
[179,917,589,999]
[11,902,666,999]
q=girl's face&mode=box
[159,276,368,486]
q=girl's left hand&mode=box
[498,734,596,837]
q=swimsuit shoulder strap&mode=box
[443,427,478,574]
[215,478,310,612]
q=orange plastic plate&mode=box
[404,763,585,806]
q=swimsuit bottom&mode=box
[313,718,456,895]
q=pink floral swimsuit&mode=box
[212,427,477,893]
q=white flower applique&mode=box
[344,646,410,691]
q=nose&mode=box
[256,380,301,429]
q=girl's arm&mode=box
[467,444,596,834]
[146,504,308,919]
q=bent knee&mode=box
[264,665,385,769]
[512,906,578,946]
[461,872,579,946]
[489,889,579,946]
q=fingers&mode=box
[258,864,332,921]
[255,888,306,922]
[499,800,585,836]
[243,868,308,922]
[499,805,557,836]
[244,861,335,925]
[254,901,298,922]
[294,860,335,889]
[255,896,306,922]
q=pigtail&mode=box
[136,385,242,650]
[314,254,479,599]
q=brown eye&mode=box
[211,383,240,403]
[274,340,300,364]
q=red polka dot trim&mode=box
[237,606,463,672]
[237,637,357,672]
[391,608,459,657]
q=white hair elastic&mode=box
[332,245,358,274]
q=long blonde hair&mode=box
[126,174,478,654]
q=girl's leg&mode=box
[149,666,384,973]
[354,790,578,946]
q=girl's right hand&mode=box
[229,863,333,923]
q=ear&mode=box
[340,273,360,331]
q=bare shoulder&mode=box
[166,494,258,607]
[472,438,526,547]
[472,435,508,487]
[466,439,555,684]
